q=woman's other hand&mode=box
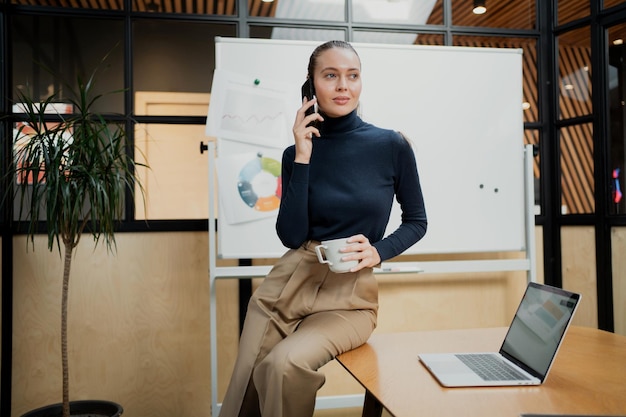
[342,234,381,272]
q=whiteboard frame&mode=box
[211,37,527,259]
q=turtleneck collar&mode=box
[318,108,361,137]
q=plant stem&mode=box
[62,241,73,417]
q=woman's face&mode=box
[312,47,362,118]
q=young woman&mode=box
[218,40,427,417]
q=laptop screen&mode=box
[500,283,581,379]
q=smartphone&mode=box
[301,79,316,118]
[301,79,318,128]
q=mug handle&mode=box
[314,244,332,265]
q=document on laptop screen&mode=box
[501,285,578,376]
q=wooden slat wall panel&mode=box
[414,34,444,45]
[521,42,539,123]
[427,0,536,29]
[248,0,276,17]
[560,123,595,213]
[559,45,592,118]
[449,0,537,29]
[558,44,594,213]
[558,0,590,26]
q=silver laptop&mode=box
[418,282,581,387]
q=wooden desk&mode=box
[336,326,626,417]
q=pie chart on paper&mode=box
[237,153,282,212]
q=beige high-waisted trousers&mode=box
[217,240,379,417]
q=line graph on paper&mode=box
[206,69,297,149]
[221,89,285,139]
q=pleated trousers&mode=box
[217,240,379,417]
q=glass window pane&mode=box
[608,24,626,215]
[132,0,236,14]
[250,25,274,39]
[353,0,439,25]
[352,31,442,45]
[560,123,594,214]
[250,26,346,41]
[11,15,124,113]
[557,27,591,120]
[11,115,130,222]
[133,21,235,114]
[453,0,536,30]
[453,36,538,124]
[135,123,210,220]
[558,0,589,26]
[1,120,5,225]
[251,0,345,22]
[10,0,123,10]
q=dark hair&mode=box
[307,40,361,80]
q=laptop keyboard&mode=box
[455,353,530,381]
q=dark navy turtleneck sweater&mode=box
[276,109,427,262]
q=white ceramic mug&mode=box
[314,237,358,273]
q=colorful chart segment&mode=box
[237,153,281,212]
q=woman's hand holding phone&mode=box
[301,79,322,129]
[293,89,323,164]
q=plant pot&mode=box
[21,400,123,417]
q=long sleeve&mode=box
[276,148,311,248]
[372,136,427,261]
[274,110,427,259]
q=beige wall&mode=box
[560,226,626,333]
[12,233,217,417]
[562,227,598,327]
[612,227,626,335]
[9,226,607,417]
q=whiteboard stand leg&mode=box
[524,144,537,283]
[208,141,220,416]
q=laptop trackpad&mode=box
[428,359,472,375]
[420,355,473,375]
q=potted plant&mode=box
[6,56,145,417]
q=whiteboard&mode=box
[210,37,525,259]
